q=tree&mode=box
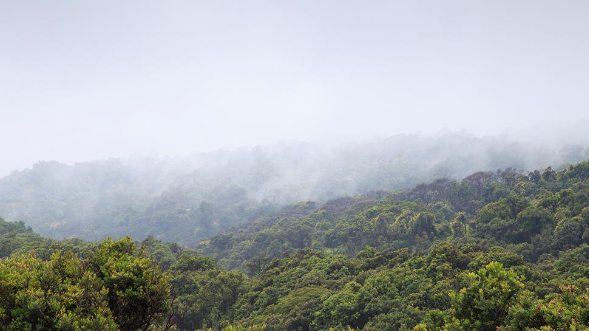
[0,252,113,331]
[451,212,467,238]
[88,236,172,331]
[445,262,524,331]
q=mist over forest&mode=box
[2,126,588,245]
[3,1,589,330]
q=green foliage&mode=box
[89,237,172,331]
[446,262,524,330]
[2,137,587,245]
[5,161,589,330]
[0,237,171,331]
[0,218,45,258]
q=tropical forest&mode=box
[2,0,589,330]
[3,157,589,330]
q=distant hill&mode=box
[0,131,587,244]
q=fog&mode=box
[0,128,588,243]
[1,0,589,177]
[1,0,589,243]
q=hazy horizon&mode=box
[2,122,589,178]
[2,0,588,176]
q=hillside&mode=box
[1,132,588,245]
[3,161,589,330]
[201,162,589,270]
[4,0,589,329]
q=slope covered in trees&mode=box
[2,161,589,330]
[1,132,588,245]
[201,162,589,270]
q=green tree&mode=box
[445,262,524,331]
[88,236,172,331]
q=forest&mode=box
[1,132,588,245]
[4,0,589,329]
[3,160,589,330]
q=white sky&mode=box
[1,0,588,176]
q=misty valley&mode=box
[2,135,589,330]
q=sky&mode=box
[1,0,588,177]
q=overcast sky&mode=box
[1,0,588,176]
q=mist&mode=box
[4,2,589,329]
[2,0,589,177]
[1,0,589,243]
[0,128,588,244]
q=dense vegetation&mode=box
[1,133,588,245]
[3,161,589,330]
[201,162,589,270]
[0,236,171,331]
